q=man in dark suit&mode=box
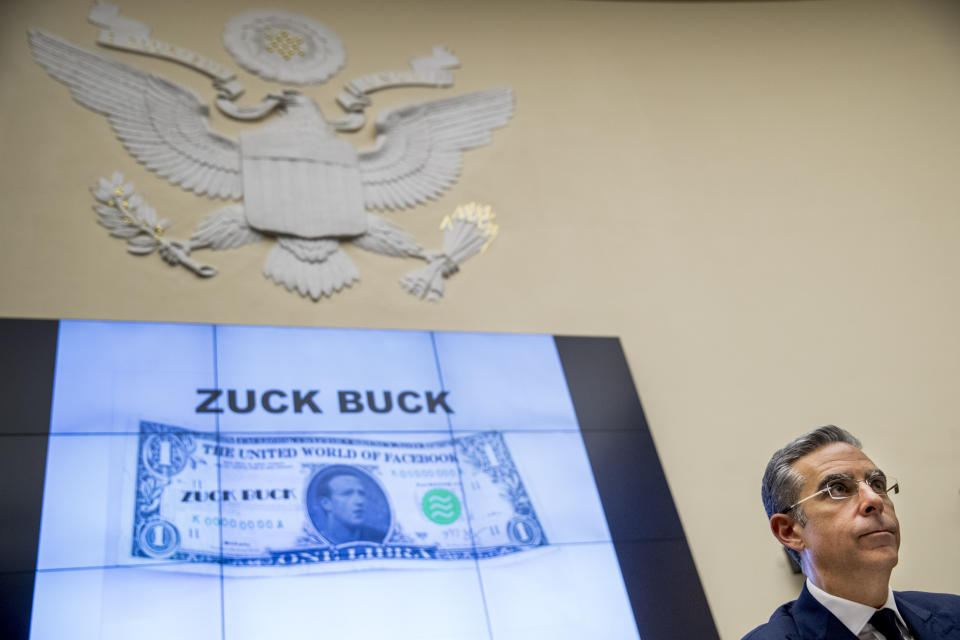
[743,425,960,639]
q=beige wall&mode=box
[2,0,959,637]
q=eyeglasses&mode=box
[781,474,899,514]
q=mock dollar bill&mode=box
[125,421,547,573]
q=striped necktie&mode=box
[868,608,905,640]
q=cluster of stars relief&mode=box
[263,29,305,61]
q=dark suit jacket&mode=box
[742,583,960,640]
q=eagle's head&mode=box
[276,90,335,134]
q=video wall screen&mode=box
[0,318,717,640]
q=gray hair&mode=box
[761,425,862,566]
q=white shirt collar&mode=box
[806,579,909,637]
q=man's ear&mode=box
[770,513,805,553]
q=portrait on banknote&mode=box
[306,465,390,545]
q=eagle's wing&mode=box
[28,29,242,199]
[357,88,513,211]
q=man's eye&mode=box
[868,477,887,493]
[828,481,854,497]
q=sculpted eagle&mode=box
[28,29,513,299]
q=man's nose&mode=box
[857,481,885,515]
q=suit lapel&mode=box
[896,592,960,640]
[792,584,860,640]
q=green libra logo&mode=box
[422,489,461,525]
